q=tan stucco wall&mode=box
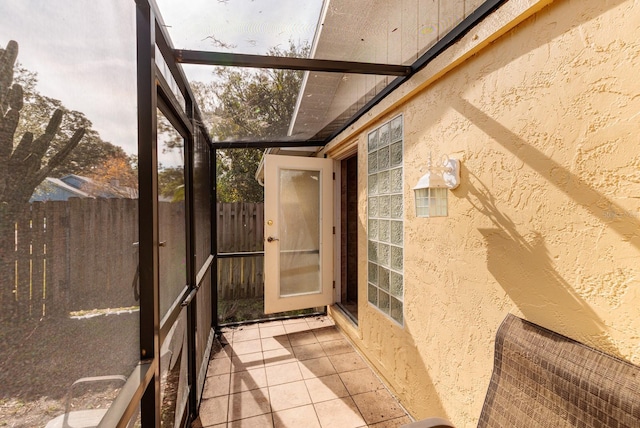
[325,0,640,426]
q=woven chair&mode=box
[403,314,640,427]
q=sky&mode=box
[0,0,323,156]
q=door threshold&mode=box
[334,302,358,326]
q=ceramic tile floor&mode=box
[193,315,412,428]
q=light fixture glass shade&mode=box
[415,187,448,217]
[413,157,459,217]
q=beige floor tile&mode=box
[199,396,229,426]
[211,339,233,358]
[319,339,353,356]
[219,331,232,344]
[263,347,296,367]
[352,389,407,425]
[203,373,230,398]
[268,380,312,411]
[292,343,326,361]
[259,319,283,327]
[313,397,366,428]
[227,388,271,422]
[288,331,318,346]
[232,327,262,343]
[202,317,409,428]
[283,322,311,334]
[259,325,287,338]
[327,352,367,373]
[298,357,337,379]
[306,317,335,330]
[197,422,226,428]
[369,415,413,427]
[230,367,268,393]
[227,413,274,427]
[230,338,262,355]
[304,374,349,403]
[208,355,232,376]
[261,336,291,352]
[265,361,303,385]
[339,368,384,395]
[273,404,321,428]
[191,421,225,428]
[231,351,264,372]
[281,317,309,326]
[312,327,343,343]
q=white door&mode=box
[263,154,334,314]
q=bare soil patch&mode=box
[0,313,138,427]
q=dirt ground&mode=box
[0,313,138,427]
[218,297,318,324]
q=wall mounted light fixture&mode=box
[413,155,460,217]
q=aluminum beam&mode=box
[211,139,326,149]
[174,50,411,76]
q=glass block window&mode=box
[367,115,403,325]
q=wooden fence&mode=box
[0,200,264,321]
[2,199,139,321]
[216,202,264,300]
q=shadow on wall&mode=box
[462,173,618,357]
[442,0,640,361]
[361,319,451,422]
[455,99,640,251]
[454,99,637,358]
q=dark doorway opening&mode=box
[340,154,358,323]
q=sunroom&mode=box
[1,0,639,427]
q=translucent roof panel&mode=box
[153,0,490,144]
[154,0,323,56]
[291,71,396,140]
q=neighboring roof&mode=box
[59,174,92,189]
[30,174,138,201]
[30,177,93,202]
[53,177,95,197]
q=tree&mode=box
[158,167,185,202]
[216,148,264,202]
[13,64,125,178]
[86,152,138,198]
[1,41,86,231]
[0,40,85,319]
[191,42,309,202]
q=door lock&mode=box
[267,236,279,243]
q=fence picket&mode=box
[46,201,68,317]
[31,202,46,318]
[15,207,31,320]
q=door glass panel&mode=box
[157,109,186,317]
[160,308,188,427]
[156,109,188,426]
[279,169,321,296]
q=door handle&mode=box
[267,236,279,243]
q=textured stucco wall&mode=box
[326,0,640,426]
